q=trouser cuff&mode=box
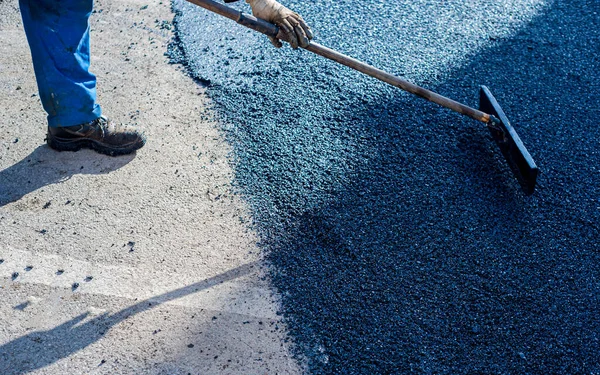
[47,104,102,128]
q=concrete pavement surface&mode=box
[0,0,300,374]
[172,0,600,373]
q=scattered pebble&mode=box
[126,241,135,252]
[13,301,30,311]
[519,352,526,360]
[27,296,42,305]
[88,307,107,316]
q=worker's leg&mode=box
[19,0,102,128]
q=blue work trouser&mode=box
[19,0,102,128]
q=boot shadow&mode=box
[0,145,135,207]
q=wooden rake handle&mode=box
[185,0,495,125]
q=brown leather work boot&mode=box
[47,116,145,156]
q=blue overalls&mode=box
[19,0,102,128]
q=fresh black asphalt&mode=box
[171,0,600,373]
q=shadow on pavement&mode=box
[0,262,258,374]
[0,145,135,207]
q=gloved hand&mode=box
[246,0,313,49]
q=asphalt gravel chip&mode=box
[171,0,600,373]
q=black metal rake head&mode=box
[480,86,538,195]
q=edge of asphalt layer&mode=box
[170,0,600,373]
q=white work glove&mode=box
[246,0,313,49]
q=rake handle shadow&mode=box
[185,0,496,125]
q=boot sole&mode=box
[47,135,145,157]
